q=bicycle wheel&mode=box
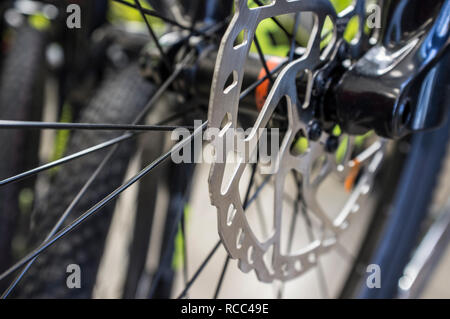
[0,0,447,299]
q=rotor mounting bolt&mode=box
[308,121,322,141]
[325,136,339,153]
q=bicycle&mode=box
[0,0,448,299]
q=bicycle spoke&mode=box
[133,51,195,125]
[177,240,221,299]
[1,144,119,298]
[238,106,287,122]
[240,62,287,100]
[147,164,197,298]
[289,13,301,61]
[0,6,295,292]
[0,133,135,186]
[285,172,304,254]
[253,0,301,47]
[0,120,193,132]
[287,196,301,254]
[111,0,199,34]
[150,165,270,299]
[243,165,258,209]
[0,107,193,188]
[321,28,334,42]
[277,173,301,299]
[213,255,230,299]
[148,208,192,297]
[247,174,271,206]
[189,0,201,32]
[1,55,196,184]
[0,122,207,283]
[113,0,226,40]
[178,168,270,299]
[244,8,300,102]
[1,105,196,297]
[0,0,345,299]
[301,203,330,299]
[253,35,274,84]
[134,0,171,69]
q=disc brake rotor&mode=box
[207,0,385,283]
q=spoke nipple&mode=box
[325,135,339,153]
[308,121,322,142]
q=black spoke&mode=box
[0,51,194,188]
[1,144,119,298]
[292,173,330,298]
[253,0,301,47]
[0,133,135,187]
[289,13,301,61]
[238,106,287,122]
[177,241,221,299]
[133,51,195,125]
[112,0,226,41]
[0,108,194,188]
[0,0,312,299]
[287,194,301,254]
[134,0,171,69]
[0,107,195,298]
[213,255,230,299]
[180,167,270,299]
[0,52,197,292]
[189,0,201,32]
[148,205,193,298]
[301,201,330,299]
[0,122,207,283]
[240,62,287,101]
[247,174,271,206]
[285,172,305,254]
[321,29,334,42]
[0,120,193,132]
[243,165,258,209]
[253,35,274,84]
[111,0,200,34]
[277,173,302,299]
[0,0,311,298]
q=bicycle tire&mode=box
[0,25,47,275]
[14,64,156,298]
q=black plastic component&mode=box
[329,0,449,138]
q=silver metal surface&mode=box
[208,0,385,283]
